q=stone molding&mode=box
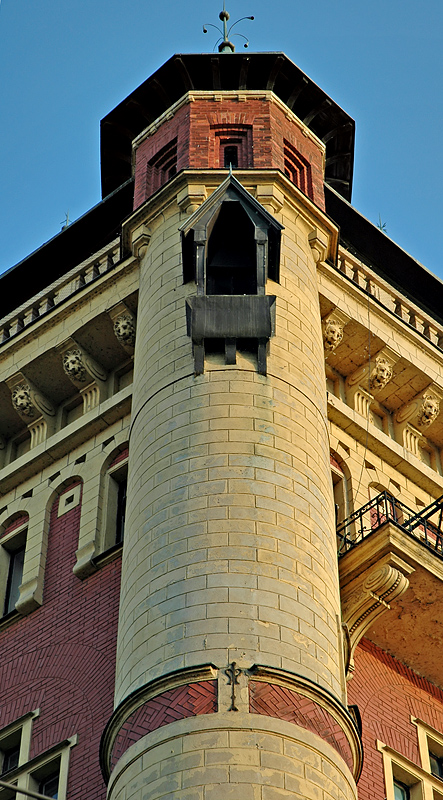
[340,553,413,679]
[100,664,218,782]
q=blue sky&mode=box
[0,0,442,279]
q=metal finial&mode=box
[203,3,254,53]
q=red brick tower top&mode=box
[100,52,355,212]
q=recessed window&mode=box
[115,478,127,545]
[430,752,443,779]
[37,769,60,798]
[283,138,313,199]
[147,138,178,195]
[0,730,21,775]
[394,781,410,800]
[4,546,25,615]
[223,145,239,170]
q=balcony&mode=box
[337,492,443,559]
[337,493,443,688]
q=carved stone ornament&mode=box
[341,554,413,679]
[62,349,88,383]
[323,318,344,351]
[369,357,393,392]
[11,384,35,418]
[417,394,440,428]
[114,314,136,347]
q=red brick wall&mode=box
[0,481,121,800]
[348,638,443,799]
[133,96,325,210]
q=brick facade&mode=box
[0,482,121,800]
[348,638,443,799]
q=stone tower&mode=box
[99,51,362,800]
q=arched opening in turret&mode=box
[206,202,256,295]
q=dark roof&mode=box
[0,180,134,319]
[100,52,355,202]
[325,184,443,326]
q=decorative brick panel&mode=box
[348,638,443,800]
[110,680,217,770]
[250,680,354,773]
[1,513,29,537]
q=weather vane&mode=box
[203,2,254,53]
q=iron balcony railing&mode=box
[337,491,443,558]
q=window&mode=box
[0,732,21,775]
[283,139,313,199]
[223,144,239,170]
[31,760,60,799]
[212,125,253,170]
[147,138,178,195]
[0,515,28,618]
[4,546,25,615]
[101,450,128,552]
[394,782,410,800]
[115,477,127,545]
[430,753,443,780]
[0,719,75,800]
[206,202,257,295]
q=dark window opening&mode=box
[283,139,313,199]
[430,752,443,779]
[4,546,25,616]
[148,138,178,195]
[1,744,20,775]
[393,781,410,800]
[223,145,239,170]
[115,479,127,545]
[38,771,59,799]
[206,202,257,295]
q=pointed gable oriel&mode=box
[181,175,284,375]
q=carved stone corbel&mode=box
[108,302,137,355]
[394,386,443,453]
[322,309,350,353]
[346,347,397,414]
[177,185,207,215]
[6,373,56,448]
[58,339,108,414]
[308,228,329,264]
[341,553,413,679]
[131,223,151,259]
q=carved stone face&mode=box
[418,395,440,427]
[114,314,136,346]
[323,319,343,351]
[63,349,87,382]
[12,384,34,417]
[370,358,393,391]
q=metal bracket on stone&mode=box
[186,295,276,376]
